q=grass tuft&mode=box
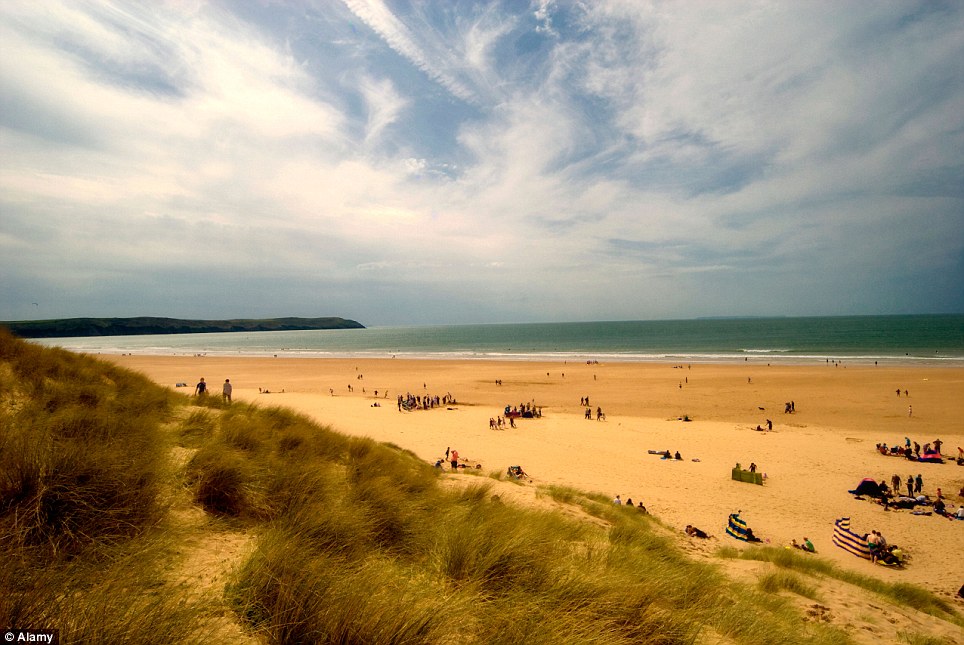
[758,570,821,599]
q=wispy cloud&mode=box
[1,1,961,324]
[343,0,477,103]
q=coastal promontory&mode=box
[0,316,364,338]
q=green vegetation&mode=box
[757,571,820,600]
[0,316,364,338]
[717,546,961,625]
[1,329,958,643]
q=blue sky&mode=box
[1,1,962,326]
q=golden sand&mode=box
[108,355,964,594]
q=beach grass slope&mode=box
[1,329,960,644]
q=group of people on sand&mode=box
[577,397,606,420]
[867,530,905,565]
[434,447,481,472]
[398,392,455,412]
[858,473,964,519]
[875,435,950,461]
[506,465,529,480]
[612,494,647,513]
[492,402,542,428]
[585,406,606,420]
[754,419,773,432]
[505,402,541,418]
[193,376,233,402]
[790,537,815,552]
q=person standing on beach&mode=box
[194,377,206,396]
[222,378,232,402]
[908,405,912,417]
[450,449,459,471]
[914,474,923,494]
[891,474,902,493]
[906,476,914,498]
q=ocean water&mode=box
[33,315,964,365]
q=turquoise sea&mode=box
[34,315,964,365]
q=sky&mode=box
[1,1,962,326]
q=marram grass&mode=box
[2,330,958,643]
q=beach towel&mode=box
[726,513,749,541]
[832,517,871,560]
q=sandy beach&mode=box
[108,355,964,596]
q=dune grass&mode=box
[716,545,961,625]
[0,330,216,641]
[757,570,821,600]
[2,329,958,643]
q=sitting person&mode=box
[685,525,709,538]
[791,537,815,552]
[745,528,762,543]
[877,544,903,566]
[934,498,947,516]
[636,502,647,514]
[506,465,528,479]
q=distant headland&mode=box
[0,316,365,339]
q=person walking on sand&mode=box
[194,377,206,396]
[222,378,232,402]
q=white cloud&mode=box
[356,74,408,146]
[1,0,961,323]
[343,0,477,102]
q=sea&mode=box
[33,314,964,366]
